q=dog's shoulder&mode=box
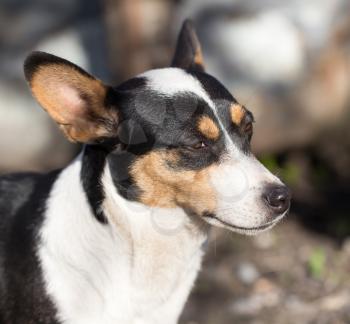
[0,171,59,237]
[0,171,61,324]
[0,172,41,218]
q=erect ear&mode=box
[171,19,205,72]
[24,51,119,143]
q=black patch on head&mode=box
[190,71,235,102]
[118,119,148,146]
[191,71,254,154]
[116,77,147,92]
[0,171,60,323]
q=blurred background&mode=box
[0,0,350,323]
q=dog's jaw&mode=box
[203,211,288,235]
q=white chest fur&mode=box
[38,156,208,324]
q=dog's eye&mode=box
[192,141,207,149]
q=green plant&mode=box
[308,248,326,279]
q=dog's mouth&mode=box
[202,212,285,235]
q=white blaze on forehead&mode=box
[141,68,212,104]
[141,68,236,151]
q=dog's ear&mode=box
[171,19,205,72]
[24,51,119,143]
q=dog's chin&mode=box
[202,212,287,236]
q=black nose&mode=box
[263,185,291,214]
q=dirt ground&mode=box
[180,215,350,324]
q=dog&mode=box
[0,20,291,324]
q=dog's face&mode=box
[24,20,290,234]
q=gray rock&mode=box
[236,262,259,285]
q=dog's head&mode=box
[24,20,290,234]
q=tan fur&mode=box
[30,64,118,142]
[194,48,204,69]
[130,150,217,215]
[198,116,220,140]
[230,104,245,125]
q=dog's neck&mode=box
[39,152,209,323]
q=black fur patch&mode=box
[192,71,254,153]
[81,145,110,223]
[0,171,60,324]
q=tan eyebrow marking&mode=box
[230,104,245,125]
[198,115,220,140]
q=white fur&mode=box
[38,155,208,324]
[142,68,211,104]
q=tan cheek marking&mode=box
[130,151,217,215]
[31,64,118,142]
[230,104,245,125]
[198,116,220,140]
